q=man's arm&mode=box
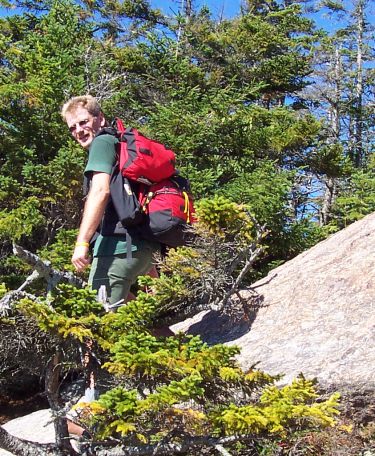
[72,172,110,272]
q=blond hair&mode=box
[61,95,102,121]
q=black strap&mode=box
[126,231,133,260]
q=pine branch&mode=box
[13,244,85,291]
[0,290,39,315]
[1,245,85,314]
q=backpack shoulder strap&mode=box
[95,126,118,138]
[115,117,126,134]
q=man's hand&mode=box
[72,244,91,272]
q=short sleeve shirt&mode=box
[84,134,133,257]
[84,134,118,176]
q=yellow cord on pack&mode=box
[183,191,190,223]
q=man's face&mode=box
[65,106,105,149]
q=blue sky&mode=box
[150,0,241,19]
[150,0,374,32]
[0,0,373,36]
[0,1,242,20]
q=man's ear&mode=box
[99,113,106,127]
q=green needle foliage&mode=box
[13,201,340,451]
[1,0,372,451]
[330,157,375,229]
[16,282,340,451]
[2,0,370,286]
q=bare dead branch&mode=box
[0,290,39,315]
[218,220,267,310]
[0,426,60,456]
[13,244,85,291]
[82,45,127,102]
[218,244,264,311]
[93,434,258,456]
[215,444,233,456]
[0,245,85,314]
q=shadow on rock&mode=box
[187,292,265,345]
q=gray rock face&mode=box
[172,212,375,390]
[0,409,55,456]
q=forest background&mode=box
[0,0,374,454]
[0,0,373,284]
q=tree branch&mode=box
[0,290,39,315]
[13,244,85,291]
[0,245,85,314]
[215,444,233,456]
[218,220,267,310]
[93,434,258,456]
[0,426,60,456]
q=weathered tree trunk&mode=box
[45,352,72,453]
[0,427,60,456]
[320,47,341,225]
[320,176,337,226]
[0,245,85,314]
[352,0,365,167]
[12,244,84,292]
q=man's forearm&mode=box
[72,172,111,272]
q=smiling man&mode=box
[61,95,160,306]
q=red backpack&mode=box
[138,175,195,247]
[115,118,176,185]
[103,119,196,247]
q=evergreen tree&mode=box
[302,0,374,228]
[1,0,374,453]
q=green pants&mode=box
[88,242,158,305]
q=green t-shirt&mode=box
[85,134,135,257]
[92,234,141,256]
[84,134,118,176]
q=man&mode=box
[61,95,160,306]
